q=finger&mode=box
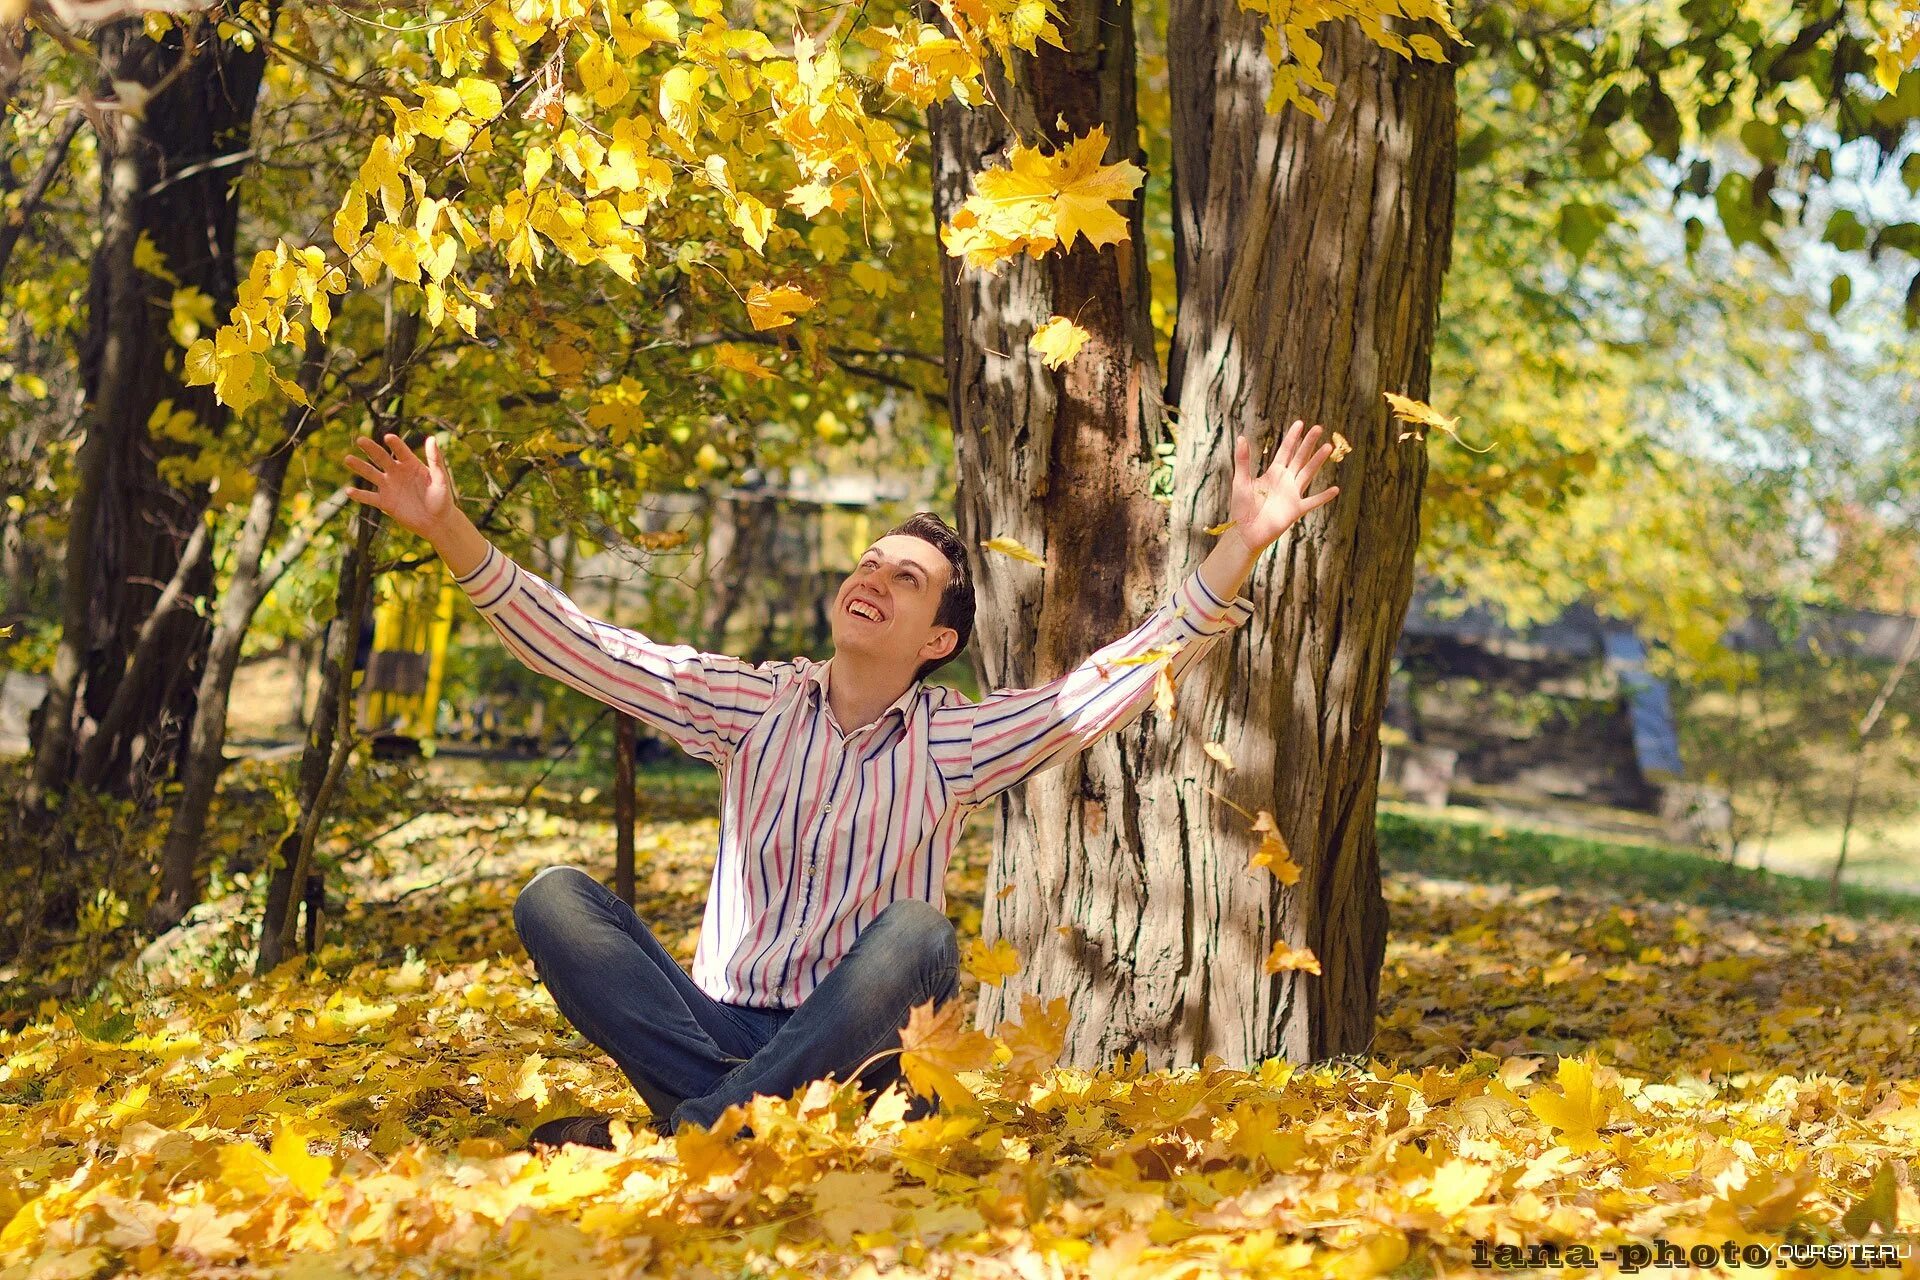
[355,435,395,469]
[385,432,424,471]
[343,454,385,486]
[426,434,445,474]
[1302,485,1340,512]
[345,486,390,512]
[1234,434,1248,481]
[1289,424,1324,472]
[1276,419,1304,470]
[1299,440,1335,487]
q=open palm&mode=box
[1227,420,1340,551]
[343,433,457,540]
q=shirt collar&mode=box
[805,656,921,728]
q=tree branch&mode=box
[0,113,85,290]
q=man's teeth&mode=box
[850,601,882,621]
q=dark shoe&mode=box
[527,1114,614,1151]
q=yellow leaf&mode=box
[1153,661,1176,721]
[1202,741,1235,771]
[713,343,776,380]
[731,194,773,253]
[940,126,1144,270]
[961,936,1021,986]
[1384,390,1488,452]
[994,993,1070,1083]
[455,77,503,118]
[132,231,179,284]
[1525,1056,1609,1153]
[1204,518,1236,535]
[1248,810,1301,884]
[1329,432,1352,462]
[1424,1159,1492,1218]
[269,1125,332,1201]
[898,997,993,1110]
[1028,315,1091,369]
[979,534,1046,566]
[744,282,814,330]
[1262,940,1320,975]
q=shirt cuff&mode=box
[453,543,518,613]
[1172,566,1256,635]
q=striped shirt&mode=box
[455,543,1256,1009]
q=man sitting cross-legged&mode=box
[341,423,1339,1148]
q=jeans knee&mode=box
[875,898,958,984]
[513,864,594,945]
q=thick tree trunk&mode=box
[1161,18,1457,1059]
[930,11,1456,1067]
[926,0,1175,1064]
[30,15,267,806]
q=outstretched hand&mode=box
[1227,420,1341,552]
[343,433,459,541]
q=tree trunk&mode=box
[1161,18,1456,1060]
[931,11,1456,1067]
[149,353,336,932]
[30,16,267,808]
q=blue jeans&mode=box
[511,865,959,1134]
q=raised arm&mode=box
[935,419,1340,808]
[344,433,785,768]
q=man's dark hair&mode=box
[882,511,975,684]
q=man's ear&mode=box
[924,627,958,664]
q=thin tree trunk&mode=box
[149,351,335,932]
[933,10,1456,1067]
[615,712,637,906]
[256,305,418,970]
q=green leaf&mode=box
[1903,152,1920,197]
[1714,173,1760,249]
[1827,273,1851,317]
[1556,202,1613,260]
[1840,1161,1898,1238]
[1822,209,1867,253]
[1737,120,1785,165]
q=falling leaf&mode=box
[713,343,777,380]
[1153,662,1176,721]
[1328,432,1352,462]
[1202,742,1236,771]
[1028,316,1092,368]
[961,936,1022,986]
[1263,940,1321,975]
[1248,810,1301,885]
[980,534,1046,566]
[1384,390,1489,453]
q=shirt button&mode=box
[823,803,833,813]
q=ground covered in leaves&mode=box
[2,767,1918,1278]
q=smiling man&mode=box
[342,423,1338,1148]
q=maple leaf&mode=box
[994,993,1070,1083]
[939,127,1144,270]
[744,283,815,330]
[1424,1159,1493,1219]
[961,936,1022,986]
[1526,1056,1611,1153]
[1384,390,1488,452]
[1028,315,1091,368]
[713,343,777,380]
[1263,940,1321,975]
[1203,741,1236,771]
[979,534,1046,566]
[898,997,994,1109]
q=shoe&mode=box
[527,1114,614,1151]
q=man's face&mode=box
[831,534,955,676]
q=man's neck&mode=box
[823,655,917,734]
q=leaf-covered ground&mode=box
[3,772,1918,1279]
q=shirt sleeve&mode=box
[453,543,789,768]
[938,566,1256,808]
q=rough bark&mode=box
[925,0,1175,1063]
[30,14,268,806]
[931,9,1456,1067]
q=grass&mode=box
[1377,800,1920,924]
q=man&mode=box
[342,422,1338,1148]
